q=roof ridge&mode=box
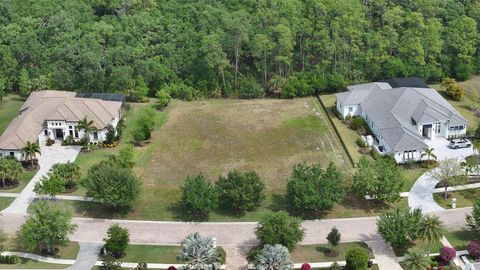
[412,88,465,121]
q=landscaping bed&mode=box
[0,170,36,193]
[291,242,374,263]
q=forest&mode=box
[0,0,479,100]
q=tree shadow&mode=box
[65,200,131,219]
[167,200,210,222]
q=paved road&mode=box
[1,144,80,215]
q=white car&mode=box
[449,138,471,149]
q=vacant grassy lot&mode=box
[291,242,373,263]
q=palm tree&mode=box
[402,248,431,270]
[76,117,95,151]
[176,233,221,270]
[417,215,443,255]
[421,148,437,164]
[255,244,293,270]
[21,141,41,167]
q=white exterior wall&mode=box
[336,101,361,118]
[0,149,23,160]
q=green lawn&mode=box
[0,197,14,211]
[291,242,373,263]
[444,230,478,249]
[6,240,79,260]
[0,95,25,135]
[402,167,429,192]
[0,258,69,269]
[120,245,225,264]
[0,170,36,193]
[433,188,480,209]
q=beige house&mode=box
[0,91,124,160]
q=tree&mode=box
[216,170,265,212]
[353,156,404,203]
[176,233,221,270]
[254,244,293,270]
[327,227,341,254]
[421,148,437,164]
[77,117,95,151]
[18,68,30,98]
[429,158,466,200]
[402,248,431,270]
[417,215,443,255]
[287,162,345,212]
[155,89,171,109]
[105,124,116,144]
[106,145,135,169]
[377,207,423,249]
[181,174,219,218]
[19,201,77,254]
[34,173,65,198]
[0,157,22,188]
[466,199,480,234]
[21,141,41,167]
[50,162,81,189]
[81,161,141,209]
[0,77,5,104]
[345,246,369,270]
[104,224,129,258]
[255,211,305,251]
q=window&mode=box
[9,152,14,157]
[74,129,79,138]
[403,150,416,160]
[69,130,73,137]
[44,130,48,136]
[435,122,441,133]
[69,126,73,129]
[348,107,353,113]
[93,131,98,140]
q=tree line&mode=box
[0,0,479,100]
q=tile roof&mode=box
[0,91,123,150]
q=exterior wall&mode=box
[336,100,361,118]
[445,124,467,139]
[0,149,23,160]
[394,149,424,164]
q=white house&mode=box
[0,91,124,160]
[335,77,468,163]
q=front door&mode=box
[55,129,64,139]
[422,124,432,139]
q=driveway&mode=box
[408,169,444,213]
[1,143,80,215]
[425,138,474,161]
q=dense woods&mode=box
[1,0,480,99]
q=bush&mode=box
[330,262,341,270]
[356,138,366,148]
[246,246,263,263]
[440,246,456,262]
[216,170,265,212]
[238,77,264,99]
[104,224,129,258]
[167,267,177,270]
[105,124,116,144]
[155,89,171,109]
[135,262,148,270]
[0,255,19,264]
[468,241,480,260]
[181,174,219,217]
[300,263,311,270]
[255,211,305,251]
[442,77,464,101]
[327,227,341,250]
[160,83,200,101]
[345,247,369,270]
[349,116,369,135]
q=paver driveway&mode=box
[1,143,80,215]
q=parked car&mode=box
[449,138,471,149]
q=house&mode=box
[0,91,124,160]
[335,77,468,163]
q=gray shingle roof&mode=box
[337,82,391,105]
[338,80,468,152]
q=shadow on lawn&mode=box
[67,201,132,219]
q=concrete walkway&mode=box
[367,240,403,270]
[1,144,80,215]
[408,169,444,212]
[67,242,102,270]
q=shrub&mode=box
[135,262,148,270]
[167,267,177,270]
[216,170,265,212]
[104,224,129,258]
[238,77,264,99]
[327,227,341,251]
[160,83,200,101]
[377,207,423,249]
[0,255,19,264]
[254,244,293,270]
[440,246,456,262]
[300,263,311,270]
[156,89,171,109]
[442,77,464,101]
[345,247,369,270]
[181,174,219,218]
[349,116,369,135]
[330,262,341,270]
[105,124,116,144]
[255,211,305,251]
[468,241,480,259]
[51,162,81,189]
[356,138,366,148]
[247,246,263,263]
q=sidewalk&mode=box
[367,240,403,270]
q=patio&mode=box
[425,138,475,161]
